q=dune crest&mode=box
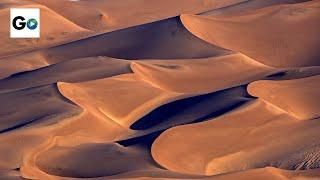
[181,1,320,67]
[248,75,320,120]
[0,1,319,179]
[0,16,229,80]
[0,56,132,93]
[0,4,90,57]
[33,0,248,32]
[132,53,278,94]
[57,74,188,129]
[152,99,320,175]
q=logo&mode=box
[27,19,38,30]
[10,8,40,38]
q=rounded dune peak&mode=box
[151,99,320,176]
[57,74,187,129]
[248,75,320,120]
[132,53,278,94]
[0,1,320,179]
[180,1,320,67]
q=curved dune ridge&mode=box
[0,16,230,80]
[33,0,248,32]
[152,99,320,175]
[57,74,187,129]
[0,56,132,93]
[0,0,245,57]
[0,0,320,180]
[0,3,91,57]
[34,143,157,178]
[200,0,311,16]
[248,75,320,120]
[132,53,278,94]
[181,0,320,67]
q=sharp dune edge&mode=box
[0,0,319,180]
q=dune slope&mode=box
[0,16,229,80]
[248,75,320,120]
[152,99,320,175]
[0,4,90,57]
[0,1,319,180]
[181,1,320,67]
[33,0,247,31]
[201,0,311,15]
[132,53,278,93]
[0,57,131,93]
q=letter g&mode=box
[13,16,26,30]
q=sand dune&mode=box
[0,3,90,57]
[181,1,320,67]
[3,56,265,179]
[0,170,24,180]
[56,53,277,134]
[0,57,131,93]
[0,16,229,80]
[33,0,247,31]
[19,97,319,179]
[265,66,320,80]
[0,85,81,169]
[0,0,319,179]
[132,53,278,94]
[201,0,311,15]
[0,0,244,69]
[57,74,187,129]
[203,167,320,180]
[0,52,49,81]
[248,75,320,120]
[83,167,320,180]
[130,86,250,132]
[0,85,81,134]
[152,99,320,175]
[35,143,156,178]
[0,102,128,172]
[0,0,32,9]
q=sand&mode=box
[248,75,320,120]
[0,16,229,80]
[57,74,187,129]
[181,0,320,67]
[201,0,311,15]
[0,56,132,93]
[0,0,319,180]
[132,53,278,93]
[0,3,90,57]
[152,100,320,175]
[33,0,247,32]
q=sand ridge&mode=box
[152,100,320,175]
[0,0,319,179]
[0,16,230,80]
[132,53,278,94]
[181,0,320,67]
[0,3,91,57]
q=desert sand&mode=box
[0,0,319,180]
[181,0,320,67]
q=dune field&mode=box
[0,0,319,179]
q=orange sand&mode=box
[0,1,319,179]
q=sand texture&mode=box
[0,0,319,179]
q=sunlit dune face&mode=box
[0,0,319,180]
